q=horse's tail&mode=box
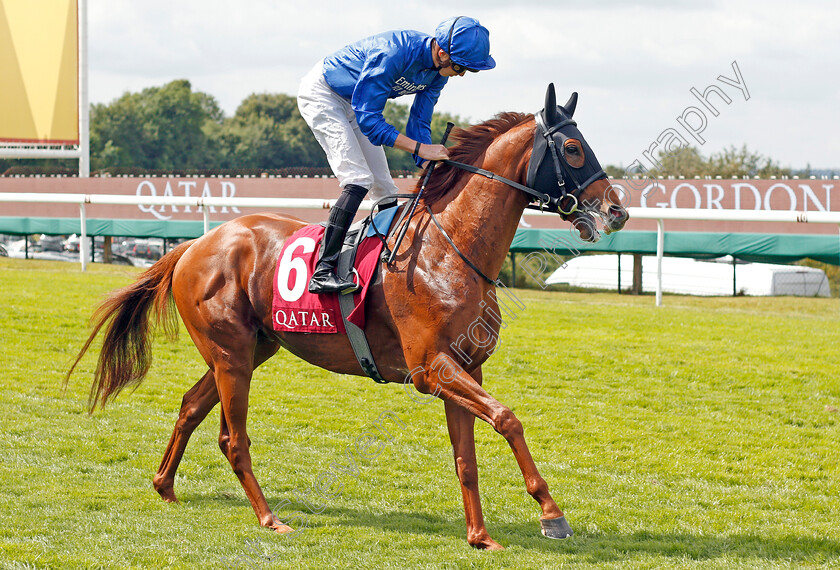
[64,240,195,411]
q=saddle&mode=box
[271,200,410,383]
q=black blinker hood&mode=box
[525,84,607,215]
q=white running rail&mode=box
[2,193,839,307]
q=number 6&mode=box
[277,236,317,302]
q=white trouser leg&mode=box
[351,121,400,201]
[298,61,398,200]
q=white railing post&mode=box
[79,202,88,272]
[656,219,664,307]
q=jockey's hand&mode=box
[417,143,449,162]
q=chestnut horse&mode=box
[66,85,628,550]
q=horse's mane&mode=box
[419,112,533,205]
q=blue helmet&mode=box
[434,16,496,71]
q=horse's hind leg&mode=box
[214,357,293,534]
[196,332,291,533]
[153,370,220,502]
[217,338,277,459]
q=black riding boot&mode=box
[308,184,368,295]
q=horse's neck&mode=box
[435,130,532,281]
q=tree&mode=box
[648,146,707,178]
[604,164,627,179]
[382,102,469,172]
[381,101,412,171]
[89,79,222,171]
[212,93,328,169]
[707,144,790,178]
[606,144,792,179]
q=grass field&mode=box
[1,257,839,569]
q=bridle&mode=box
[527,110,608,216]
[443,97,607,219]
[377,85,609,285]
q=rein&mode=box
[441,159,554,211]
[425,205,498,285]
[442,111,607,218]
[384,107,608,287]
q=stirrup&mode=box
[308,268,359,295]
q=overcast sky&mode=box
[88,0,839,170]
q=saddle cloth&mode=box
[271,209,396,334]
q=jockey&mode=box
[298,16,496,295]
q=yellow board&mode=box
[0,0,79,143]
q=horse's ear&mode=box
[544,83,559,124]
[562,92,578,117]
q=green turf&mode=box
[1,257,838,569]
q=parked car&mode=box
[63,234,80,253]
[130,239,163,261]
[37,235,65,252]
[113,238,138,256]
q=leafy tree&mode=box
[89,79,222,171]
[707,144,790,178]
[430,110,467,146]
[71,82,472,173]
[212,93,328,169]
[604,164,627,179]
[382,101,469,172]
[381,101,412,171]
[606,144,791,179]
[648,146,707,178]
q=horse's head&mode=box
[526,84,629,242]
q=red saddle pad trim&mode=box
[271,224,384,334]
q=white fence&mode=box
[2,192,840,306]
[627,208,840,305]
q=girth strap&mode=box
[337,218,388,384]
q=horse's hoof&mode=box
[540,515,573,539]
[155,486,178,503]
[469,536,504,550]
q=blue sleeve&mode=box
[406,77,447,167]
[351,50,402,147]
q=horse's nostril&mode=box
[608,205,629,229]
[609,205,627,219]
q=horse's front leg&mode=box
[444,381,503,550]
[412,352,572,542]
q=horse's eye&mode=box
[565,145,579,154]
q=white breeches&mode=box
[297,61,399,200]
